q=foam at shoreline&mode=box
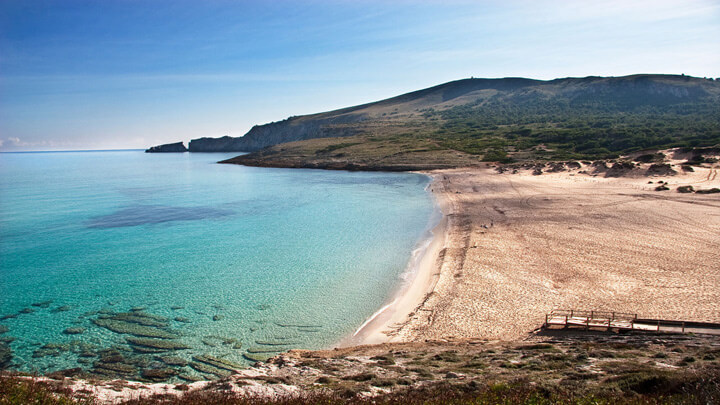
[344,173,448,346]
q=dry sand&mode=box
[359,158,720,343]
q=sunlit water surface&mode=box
[0,151,434,380]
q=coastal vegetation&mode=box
[2,333,719,404]
[215,75,720,170]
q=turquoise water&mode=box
[0,151,434,380]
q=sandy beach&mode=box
[358,156,720,344]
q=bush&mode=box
[677,185,695,193]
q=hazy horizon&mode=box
[1,0,719,152]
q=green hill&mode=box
[208,74,720,170]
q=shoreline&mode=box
[342,173,451,346]
[350,154,720,345]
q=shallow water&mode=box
[0,151,434,380]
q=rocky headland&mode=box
[145,74,720,165]
[145,142,188,153]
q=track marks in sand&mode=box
[398,168,720,342]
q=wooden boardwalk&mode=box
[544,309,720,336]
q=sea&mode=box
[0,150,436,380]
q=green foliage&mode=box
[315,142,362,155]
[421,93,720,160]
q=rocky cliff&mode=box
[188,114,366,152]
[147,74,720,155]
[145,142,188,153]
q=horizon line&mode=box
[0,148,145,154]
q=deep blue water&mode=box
[0,151,434,379]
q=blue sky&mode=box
[1,0,719,151]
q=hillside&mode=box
[4,332,720,404]
[148,74,720,169]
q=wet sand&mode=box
[361,160,720,343]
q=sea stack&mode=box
[145,142,188,153]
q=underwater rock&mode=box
[126,337,190,351]
[131,306,147,312]
[174,317,190,323]
[63,327,86,335]
[130,346,169,354]
[91,351,140,378]
[212,315,224,321]
[189,361,231,377]
[142,367,179,381]
[68,341,99,354]
[88,204,232,228]
[31,301,53,308]
[32,343,70,358]
[51,305,72,313]
[232,342,243,350]
[46,368,83,379]
[0,314,17,321]
[192,354,242,372]
[159,356,189,367]
[170,306,184,310]
[246,347,283,354]
[256,340,298,346]
[108,311,169,327]
[92,361,138,377]
[243,352,271,363]
[92,317,178,339]
[19,308,35,314]
[0,342,12,368]
[206,336,237,346]
[201,338,217,347]
[0,325,8,334]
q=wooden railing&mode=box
[543,309,720,335]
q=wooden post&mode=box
[657,320,661,331]
[570,309,574,317]
[608,318,611,331]
[612,311,615,320]
[564,315,568,329]
[682,321,685,333]
[545,314,548,327]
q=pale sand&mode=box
[344,174,450,346]
[359,159,720,343]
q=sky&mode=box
[0,0,719,151]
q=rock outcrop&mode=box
[145,142,188,153]
[188,114,365,152]
[147,74,720,155]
